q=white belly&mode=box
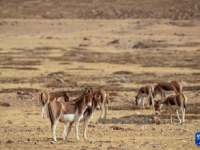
[161,89,174,94]
[60,114,75,123]
[140,93,147,97]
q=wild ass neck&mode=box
[75,96,88,115]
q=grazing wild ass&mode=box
[154,81,182,99]
[62,94,101,140]
[92,88,109,119]
[154,93,187,124]
[47,88,93,143]
[39,92,70,119]
[135,85,154,107]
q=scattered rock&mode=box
[6,120,12,124]
[90,141,95,144]
[0,102,11,107]
[107,146,116,149]
[6,140,14,144]
[56,77,65,83]
[110,126,133,131]
[46,36,54,39]
[174,33,185,36]
[79,44,89,47]
[179,128,190,131]
[88,124,96,128]
[107,39,120,45]
[83,37,91,40]
[132,42,144,49]
[110,77,126,82]
[124,93,130,97]
[180,137,195,141]
[111,99,119,102]
[154,116,163,123]
[142,142,152,146]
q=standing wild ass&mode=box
[39,91,70,119]
[154,81,182,99]
[154,93,187,124]
[135,85,154,107]
[47,88,93,143]
[62,94,101,140]
[92,88,109,119]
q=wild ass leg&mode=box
[104,105,108,118]
[141,97,145,106]
[41,105,46,119]
[75,120,80,141]
[83,119,90,140]
[51,120,59,142]
[147,96,150,107]
[66,122,73,141]
[169,109,172,123]
[100,104,105,119]
[180,107,185,124]
[62,123,68,140]
[150,94,154,105]
[176,110,181,124]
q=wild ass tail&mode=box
[39,93,45,106]
[181,93,187,110]
[106,93,109,104]
[48,102,54,128]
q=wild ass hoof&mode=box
[76,137,80,141]
[51,141,57,144]
[84,136,88,140]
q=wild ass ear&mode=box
[85,88,88,93]
[89,88,93,93]
[93,93,97,98]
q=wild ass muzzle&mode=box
[154,93,187,124]
[47,88,93,143]
[92,88,109,119]
[62,94,101,140]
[39,91,70,119]
[135,85,154,107]
[154,81,182,99]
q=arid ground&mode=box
[0,1,200,150]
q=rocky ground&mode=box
[0,18,200,149]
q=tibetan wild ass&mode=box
[47,88,93,143]
[92,88,109,119]
[39,91,70,119]
[154,93,187,124]
[135,85,154,107]
[62,94,101,140]
[154,81,182,99]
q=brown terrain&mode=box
[0,0,200,150]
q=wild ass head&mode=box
[135,94,141,105]
[84,88,93,108]
[154,100,162,115]
[93,93,101,110]
[64,91,70,102]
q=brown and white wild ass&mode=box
[135,85,154,107]
[154,93,187,124]
[62,94,101,140]
[39,91,70,119]
[47,88,93,143]
[92,88,109,119]
[154,81,182,99]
